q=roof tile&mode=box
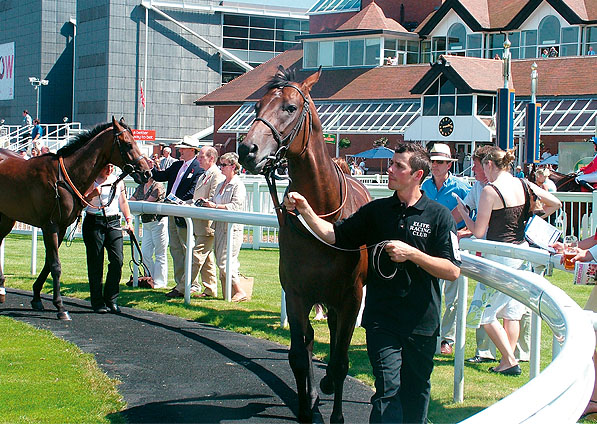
[337,1,409,32]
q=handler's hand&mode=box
[384,240,415,263]
[550,241,564,254]
[569,248,594,265]
[284,192,309,214]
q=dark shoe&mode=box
[106,303,121,314]
[93,306,109,314]
[489,364,521,376]
[466,355,497,364]
[165,289,184,298]
[440,341,453,355]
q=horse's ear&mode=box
[275,65,286,79]
[301,66,322,93]
[112,116,118,127]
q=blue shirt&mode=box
[421,173,471,229]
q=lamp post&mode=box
[28,77,49,120]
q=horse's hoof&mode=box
[320,375,335,395]
[57,311,71,321]
[31,300,44,311]
[330,413,344,424]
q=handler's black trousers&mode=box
[367,326,436,424]
[83,214,124,309]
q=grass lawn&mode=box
[1,233,595,423]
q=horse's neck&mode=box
[63,131,111,193]
[288,142,341,215]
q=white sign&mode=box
[0,42,15,100]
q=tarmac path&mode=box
[1,289,373,423]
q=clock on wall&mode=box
[438,117,454,137]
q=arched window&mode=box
[447,23,467,51]
[538,15,560,45]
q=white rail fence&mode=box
[2,197,597,421]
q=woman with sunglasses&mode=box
[200,152,248,302]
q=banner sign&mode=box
[496,88,515,151]
[0,42,15,100]
[132,129,156,141]
[323,133,337,144]
[525,103,541,163]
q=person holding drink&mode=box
[563,235,579,271]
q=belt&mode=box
[86,213,120,222]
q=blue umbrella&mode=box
[352,146,395,159]
[538,154,558,166]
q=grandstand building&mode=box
[196,0,597,167]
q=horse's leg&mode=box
[287,294,320,423]
[324,292,362,424]
[0,214,16,303]
[40,226,70,320]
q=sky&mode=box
[233,0,317,10]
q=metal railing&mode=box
[0,123,82,152]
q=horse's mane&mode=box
[56,122,113,157]
[267,67,296,90]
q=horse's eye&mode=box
[285,105,297,114]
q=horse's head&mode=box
[110,117,153,184]
[239,66,321,174]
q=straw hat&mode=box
[429,143,456,161]
[173,135,201,150]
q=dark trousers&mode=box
[83,214,124,309]
[367,327,436,424]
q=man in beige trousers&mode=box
[188,146,225,297]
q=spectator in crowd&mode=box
[284,142,461,423]
[535,168,557,192]
[589,46,596,56]
[40,146,50,154]
[129,177,169,288]
[456,145,465,175]
[422,143,471,355]
[82,163,134,314]
[30,146,40,157]
[455,147,561,375]
[453,145,500,363]
[188,146,225,298]
[358,159,368,175]
[19,150,29,160]
[151,136,203,298]
[30,119,44,148]
[515,165,525,178]
[22,110,32,127]
[541,147,552,160]
[541,48,549,58]
[200,152,248,302]
[160,146,176,171]
[549,46,558,57]
[551,234,597,420]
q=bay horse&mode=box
[550,170,593,237]
[0,117,152,320]
[238,66,371,423]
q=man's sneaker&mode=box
[440,341,453,355]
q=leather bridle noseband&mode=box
[253,83,312,173]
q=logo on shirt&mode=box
[410,221,431,238]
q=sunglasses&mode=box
[220,163,233,167]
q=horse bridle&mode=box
[253,83,312,172]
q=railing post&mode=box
[454,274,468,403]
[31,227,38,275]
[280,288,288,328]
[133,215,141,287]
[252,182,260,250]
[530,311,542,379]
[183,217,194,305]
[225,222,233,302]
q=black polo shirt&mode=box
[333,191,460,337]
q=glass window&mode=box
[407,52,418,64]
[223,38,248,50]
[422,40,432,63]
[303,42,318,68]
[447,23,467,51]
[439,75,455,95]
[251,16,275,29]
[276,31,299,42]
[365,38,380,65]
[562,26,578,44]
[423,96,438,116]
[349,39,364,66]
[334,41,348,66]
[521,30,537,58]
[456,96,472,115]
[276,19,300,31]
[539,15,561,45]
[320,41,333,67]
[224,15,249,26]
[424,79,438,95]
[250,28,274,40]
[588,27,597,55]
[432,36,446,60]
[275,42,296,53]
[560,44,578,57]
[439,96,455,115]
[477,96,494,116]
[467,33,482,49]
[250,40,274,51]
[488,33,505,58]
[385,39,396,50]
[407,40,419,53]
[224,26,248,38]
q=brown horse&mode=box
[0,117,152,320]
[239,66,371,423]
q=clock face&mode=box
[439,117,454,137]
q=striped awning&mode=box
[219,97,597,137]
[218,100,421,134]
